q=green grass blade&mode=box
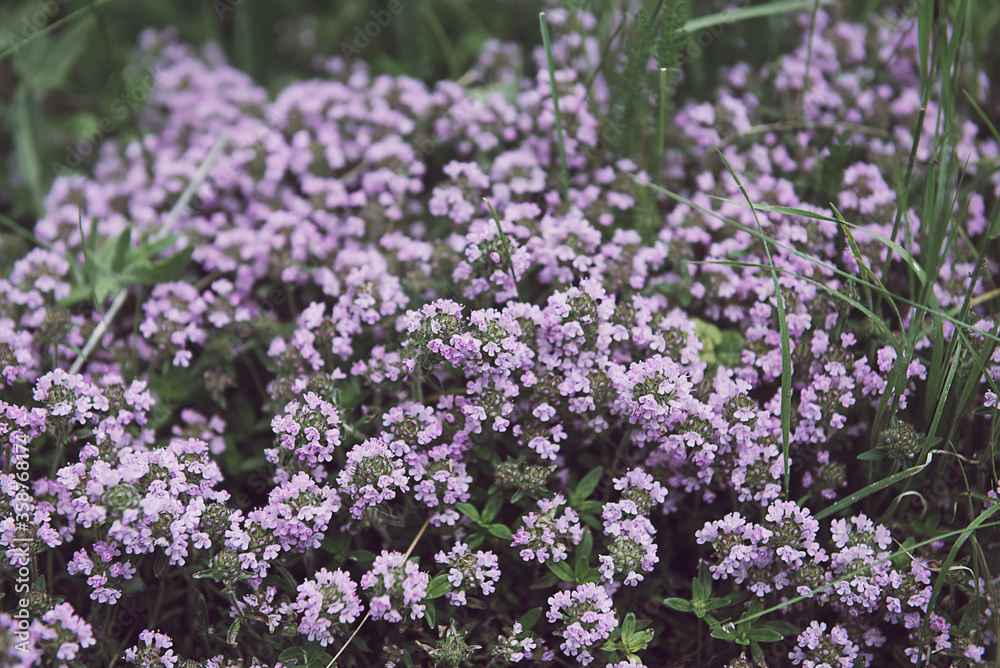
[0,213,52,252]
[0,0,115,63]
[916,504,1000,668]
[654,67,667,179]
[705,198,928,286]
[690,258,900,353]
[483,198,521,302]
[917,0,933,90]
[13,87,44,218]
[539,13,570,201]
[713,146,793,497]
[814,450,953,521]
[964,90,1000,143]
[682,0,832,33]
[634,176,1000,348]
[876,104,926,312]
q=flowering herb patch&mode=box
[1,2,1000,667]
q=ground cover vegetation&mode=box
[1,0,1000,666]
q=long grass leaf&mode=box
[917,504,1000,668]
[713,147,793,497]
[0,0,117,63]
[539,13,570,201]
[0,213,52,252]
[708,198,928,286]
[633,176,1000,347]
[682,0,832,33]
[483,198,521,301]
[690,258,899,349]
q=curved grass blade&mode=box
[916,504,1000,668]
[0,213,53,252]
[689,258,900,354]
[707,198,928,287]
[483,198,521,302]
[713,146,793,497]
[0,0,117,63]
[682,0,832,34]
[634,176,1000,350]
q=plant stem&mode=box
[326,516,431,668]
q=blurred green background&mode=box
[2,0,998,245]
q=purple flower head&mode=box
[360,550,430,622]
[336,435,410,520]
[511,494,584,563]
[280,568,363,646]
[124,628,177,668]
[268,390,343,481]
[434,542,501,606]
[546,582,618,664]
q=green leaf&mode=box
[111,227,133,273]
[577,530,593,561]
[574,556,590,582]
[518,608,542,632]
[193,589,209,634]
[682,0,835,34]
[277,648,306,663]
[693,564,711,601]
[13,86,44,218]
[758,620,799,636]
[705,596,735,612]
[663,597,693,612]
[227,618,241,646]
[424,603,436,629]
[750,628,783,643]
[622,612,637,640]
[487,523,513,541]
[856,447,888,461]
[425,574,453,600]
[141,233,182,258]
[304,642,334,667]
[577,500,605,514]
[126,246,194,284]
[11,14,93,93]
[546,560,576,582]
[573,466,604,502]
[629,629,654,651]
[455,502,481,523]
[814,452,941,520]
[482,494,503,523]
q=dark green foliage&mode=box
[614,8,656,161]
[613,0,690,169]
